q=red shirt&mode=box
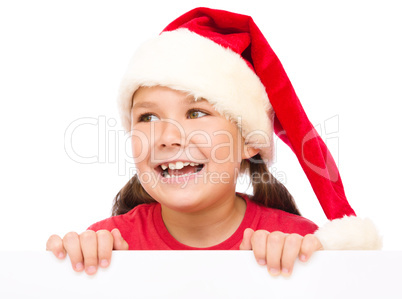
[88,194,318,250]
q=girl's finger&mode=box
[96,230,114,268]
[63,231,84,272]
[280,233,303,276]
[46,234,66,259]
[266,231,287,276]
[239,228,254,250]
[111,228,129,250]
[79,230,98,275]
[250,230,269,266]
[299,234,323,262]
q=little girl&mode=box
[47,7,381,276]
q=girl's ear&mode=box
[242,143,260,160]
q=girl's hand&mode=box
[46,228,128,275]
[239,228,322,276]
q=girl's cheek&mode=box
[131,132,151,164]
[213,144,233,163]
[211,134,240,164]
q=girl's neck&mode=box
[160,194,246,248]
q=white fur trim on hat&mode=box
[315,216,382,250]
[117,28,274,162]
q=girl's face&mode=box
[130,86,258,213]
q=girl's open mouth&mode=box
[158,161,204,178]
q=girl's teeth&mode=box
[165,161,199,170]
[161,162,203,179]
[175,161,184,169]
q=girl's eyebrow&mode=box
[132,97,208,109]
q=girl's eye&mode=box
[188,109,207,119]
[139,113,159,122]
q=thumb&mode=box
[111,228,129,250]
[239,228,254,250]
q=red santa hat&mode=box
[117,7,381,249]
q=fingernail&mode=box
[75,263,84,271]
[258,259,266,265]
[86,266,97,275]
[100,259,109,268]
[281,268,290,276]
[57,252,65,259]
[300,254,307,262]
[269,268,280,275]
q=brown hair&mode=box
[111,154,300,216]
[240,154,300,216]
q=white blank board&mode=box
[0,251,401,299]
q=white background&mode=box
[0,0,401,250]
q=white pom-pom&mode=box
[315,216,382,250]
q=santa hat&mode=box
[117,7,381,250]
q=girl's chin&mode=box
[159,197,206,213]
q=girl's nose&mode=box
[156,119,185,148]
